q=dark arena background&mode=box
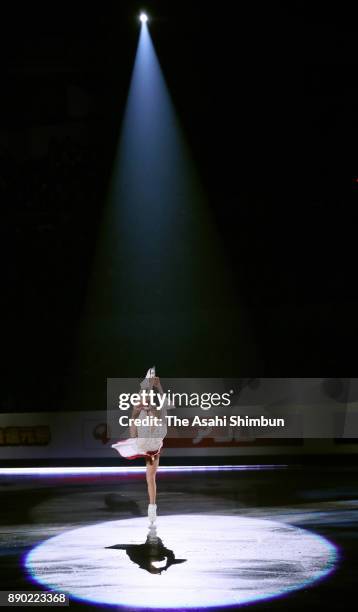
[2,1,358,611]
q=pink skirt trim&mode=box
[111,438,162,460]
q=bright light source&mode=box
[139,12,148,23]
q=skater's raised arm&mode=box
[152,376,175,409]
[152,376,164,395]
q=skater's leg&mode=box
[146,454,160,523]
[146,454,159,504]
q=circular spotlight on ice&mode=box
[24,515,337,609]
[139,12,148,23]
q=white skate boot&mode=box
[148,503,157,524]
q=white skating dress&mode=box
[111,404,168,459]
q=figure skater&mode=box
[111,367,170,525]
